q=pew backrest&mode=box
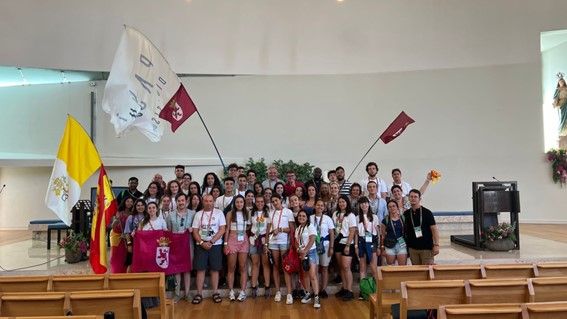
[536,262,567,278]
[483,264,536,279]
[51,275,106,292]
[0,276,50,293]
[530,277,567,302]
[0,292,66,317]
[431,265,485,280]
[400,279,467,319]
[467,278,534,304]
[68,289,141,319]
[524,301,567,319]
[438,303,523,319]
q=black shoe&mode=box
[332,276,343,284]
[342,290,354,301]
[319,289,328,298]
[335,288,346,298]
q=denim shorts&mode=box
[306,249,319,265]
[385,241,408,256]
[269,242,290,251]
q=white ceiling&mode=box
[1,0,567,75]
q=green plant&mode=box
[273,159,314,183]
[244,158,268,181]
[483,222,516,242]
[546,148,567,186]
[58,230,88,253]
[243,158,315,183]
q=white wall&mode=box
[1,0,567,75]
[2,62,566,229]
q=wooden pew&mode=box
[0,292,67,317]
[438,303,523,319]
[0,276,50,293]
[0,317,102,319]
[530,277,567,302]
[107,273,170,319]
[536,262,567,277]
[51,275,106,292]
[483,264,537,279]
[68,289,141,319]
[524,301,567,319]
[467,278,534,304]
[370,265,430,319]
[431,265,485,280]
[400,280,467,319]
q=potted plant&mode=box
[58,231,88,263]
[483,222,516,251]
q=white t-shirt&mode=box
[357,214,379,236]
[214,195,234,211]
[295,224,317,251]
[192,208,227,245]
[388,181,412,197]
[339,212,357,245]
[269,208,295,245]
[141,218,168,231]
[309,214,335,239]
[360,176,388,195]
[251,211,271,236]
[229,211,250,231]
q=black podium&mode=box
[451,181,520,250]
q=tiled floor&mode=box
[1,222,567,275]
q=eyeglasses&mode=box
[180,217,185,227]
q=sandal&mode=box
[212,293,222,303]
[191,294,203,304]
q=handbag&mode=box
[301,256,310,272]
[384,237,397,249]
[283,237,300,273]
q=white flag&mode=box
[102,26,182,142]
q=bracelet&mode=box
[223,242,228,246]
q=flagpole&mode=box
[346,137,381,182]
[194,107,227,173]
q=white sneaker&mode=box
[237,290,247,302]
[286,293,293,305]
[301,292,312,304]
[229,289,236,301]
[274,291,282,302]
[314,296,320,309]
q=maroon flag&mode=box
[379,111,415,144]
[159,85,197,132]
[131,230,191,275]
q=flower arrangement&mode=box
[484,222,516,242]
[546,149,567,186]
[430,169,442,184]
[58,231,88,254]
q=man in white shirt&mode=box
[360,162,388,198]
[192,194,226,304]
[215,177,235,212]
[388,168,412,197]
[262,165,282,189]
[236,174,248,196]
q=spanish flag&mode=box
[45,116,102,226]
[90,165,117,274]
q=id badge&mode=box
[397,237,407,249]
[365,231,373,243]
[237,230,245,242]
[414,226,423,238]
[200,227,209,239]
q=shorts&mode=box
[226,232,249,254]
[249,235,266,255]
[408,248,434,265]
[358,241,375,264]
[336,243,355,257]
[385,241,408,257]
[194,245,223,271]
[318,241,332,267]
[306,249,319,265]
[269,242,290,251]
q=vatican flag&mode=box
[45,116,102,226]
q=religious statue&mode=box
[553,73,567,136]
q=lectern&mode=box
[451,181,520,250]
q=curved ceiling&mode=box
[1,0,567,75]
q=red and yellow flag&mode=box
[90,165,117,274]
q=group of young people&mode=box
[109,162,440,309]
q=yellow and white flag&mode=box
[45,116,102,226]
